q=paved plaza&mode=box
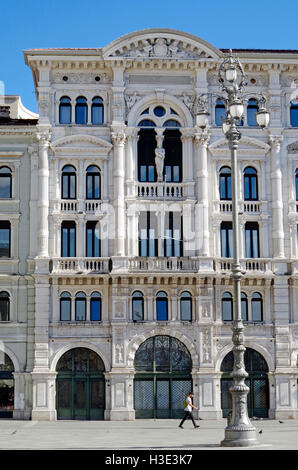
[0,418,297,451]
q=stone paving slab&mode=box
[0,419,297,450]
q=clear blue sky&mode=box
[1,0,297,113]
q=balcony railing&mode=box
[137,182,184,199]
[54,199,102,214]
[214,200,263,214]
[215,258,272,274]
[51,257,110,274]
[128,257,199,272]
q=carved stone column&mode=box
[125,127,139,198]
[269,135,285,259]
[111,129,127,258]
[36,128,51,261]
[194,130,210,256]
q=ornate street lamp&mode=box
[197,50,270,447]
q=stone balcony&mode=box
[137,182,187,199]
[53,199,102,214]
[214,200,267,214]
[51,257,110,274]
[215,257,272,274]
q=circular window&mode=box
[153,106,166,117]
[95,76,101,82]
[63,76,68,82]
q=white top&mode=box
[185,396,192,412]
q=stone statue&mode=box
[155,147,165,181]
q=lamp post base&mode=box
[220,427,259,447]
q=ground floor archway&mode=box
[0,352,14,418]
[134,335,192,419]
[56,347,105,420]
[220,348,269,418]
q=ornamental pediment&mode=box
[50,134,112,155]
[209,136,270,156]
[103,29,220,60]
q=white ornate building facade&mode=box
[0,28,298,421]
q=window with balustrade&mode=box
[86,221,101,257]
[244,167,258,201]
[61,221,76,257]
[219,166,232,200]
[220,221,233,258]
[163,128,182,183]
[138,127,157,182]
[138,212,158,257]
[61,165,76,199]
[132,291,144,321]
[86,165,101,200]
[245,222,260,258]
[164,212,183,257]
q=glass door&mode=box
[74,379,87,420]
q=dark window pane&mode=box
[90,299,101,321]
[290,102,298,127]
[215,101,226,126]
[91,104,103,124]
[157,299,167,321]
[222,293,233,321]
[59,105,71,124]
[247,100,258,126]
[132,299,143,321]
[0,224,10,257]
[75,299,86,321]
[0,175,11,198]
[0,293,9,321]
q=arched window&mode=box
[132,291,144,321]
[251,292,263,322]
[163,120,180,128]
[75,96,88,124]
[60,291,71,321]
[75,292,86,321]
[180,291,192,321]
[163,129,182,182]
[0,291,10,321]
[296,168,298,201]
[86,165,101,199]
[290,100,298,127]
[156,291,168,321]
[59,96,71,124]
[247,98,258,126]
[241,292,248,321]
[222,292,233,321]
[138,129,157,182]
[215,99,226,126]
[91,97,104,125]
[90,292,101,321]
[244,167,258,201]
[219,166,232,200]
[138,119,156,127]
[0,167,12,199]
[62,165,76,199]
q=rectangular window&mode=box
[221,222,233,258]
[90,299,101,321]
[61,222,76,257]
[0,222,10,258]
[60,299,71,321]
[132,299,143,321]
[86,222,101,257]
[245,223,259,258]
[156,300,168,321]
[139,212,158,257]
[164,212,183,257]
[75,299,86,321]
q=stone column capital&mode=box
[194,129,211,148]
[269,134,283,150]
[111,130,127,146]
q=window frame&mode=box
[60,291,71,321]
[0,291,10,322]
[75,96,88,125]
[61,165,77,200]
[0,221,11,258]
[86,165,101,200]
[156,291,168,321]
[180,291,192,322]
[61,221,76,257]
[0,167,12,199]
[244,166,258,201]
[59,96,71,124]
[245,222,260,258]
[132,291,144,322]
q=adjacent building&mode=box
[0,29,298,421]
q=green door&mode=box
[134,336,192,419]
[56,348,105,420]
[220,348,269,418]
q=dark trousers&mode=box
[179,410,196,427]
